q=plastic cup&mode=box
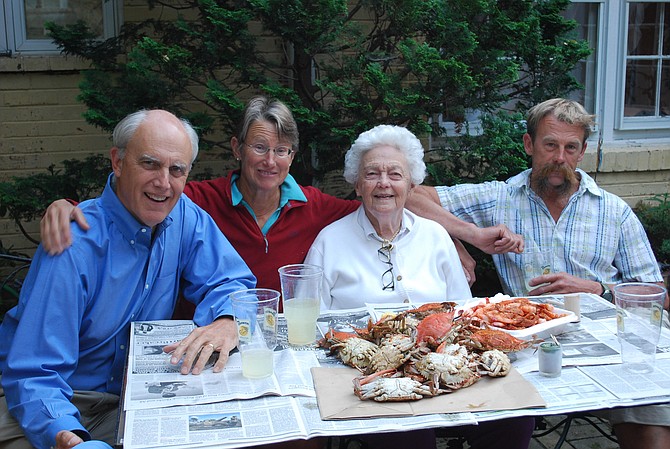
[278,264,323,347]
[614,282,666,374]
[563,294,581,322]
[521,248,552,294]
[230,288,279,379]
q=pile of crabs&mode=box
[318,298,566,402]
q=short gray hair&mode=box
[235,96,299,149]
[526,98,595,143]
[343,125,426,185]
[112,110,200,164]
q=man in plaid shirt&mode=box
[411,98,669,449]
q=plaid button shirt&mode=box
[436,169,662,296]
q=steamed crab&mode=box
[320,329,379,372]
[459,327,536,353]
[414,309,457,348]
[477,349,512,377]
[400,302,457,330]
[411,343,481,390]
[369,333,417,373]
[353,369,442,401]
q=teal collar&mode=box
[230,172,307,234]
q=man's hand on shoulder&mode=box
[163,318,238,375]
[40,199,89,255]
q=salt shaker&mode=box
[538,342,562,377]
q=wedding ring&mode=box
[205,343,215,350]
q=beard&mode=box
[531,163,579,197]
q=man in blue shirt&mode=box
[0,109,256,449]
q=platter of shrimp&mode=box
[458,294,577,340]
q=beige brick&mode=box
[0,104,87,122]
[3,120,102,139]
[0,135,110,155]
[1,89,81,107]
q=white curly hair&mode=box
[343,125,426,185]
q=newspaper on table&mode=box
[123,320,319,411]
[120,295,670,449]
[123,395,477,449]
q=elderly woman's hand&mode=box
[163,318,238,375]
[471,224,524,255]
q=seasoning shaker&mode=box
[538,341,562,377]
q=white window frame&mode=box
[1,0,121,56]
[615,0,670,132]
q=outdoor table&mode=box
[116,293,670,449]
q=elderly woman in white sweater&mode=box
[305,124,471,310]
[304,125,535,449]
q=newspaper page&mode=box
[124,320,319,411]
[579,357,670,401]
[123,392,478,449]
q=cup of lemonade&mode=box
[278,264,323,346]
[231,288,279,379]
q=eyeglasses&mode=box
[244,143,294,158]
[377,242,395,291]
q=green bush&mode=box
[0,154,110,245]
[635,193,670,265]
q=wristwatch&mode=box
[600,282,613,302]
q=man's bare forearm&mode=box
[407,185,480,243]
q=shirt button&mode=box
[130,240,135,245]
[145,284,149,289]
[141,228,147,233]
[120,345,125,350]
[403,299,410,303]
[396,275,402,281]
[110,377,114,382]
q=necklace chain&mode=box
[381,226,401,248]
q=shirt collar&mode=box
[101,174,173,245]
[356,206,414,243]
[230,172,307,207]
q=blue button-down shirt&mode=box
[0,174,256,449]
[436,169,661,296]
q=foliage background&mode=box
[1,0,591,313]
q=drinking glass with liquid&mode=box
[231,288,279,379]
[278,264,323,347]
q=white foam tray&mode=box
[458,295,577,340]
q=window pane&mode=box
[661,61,670,116]
[24,0,103,39]
[624,60,658,117]
[664,3,670,54]
[628,3,660,56]
[563,3,599,115]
